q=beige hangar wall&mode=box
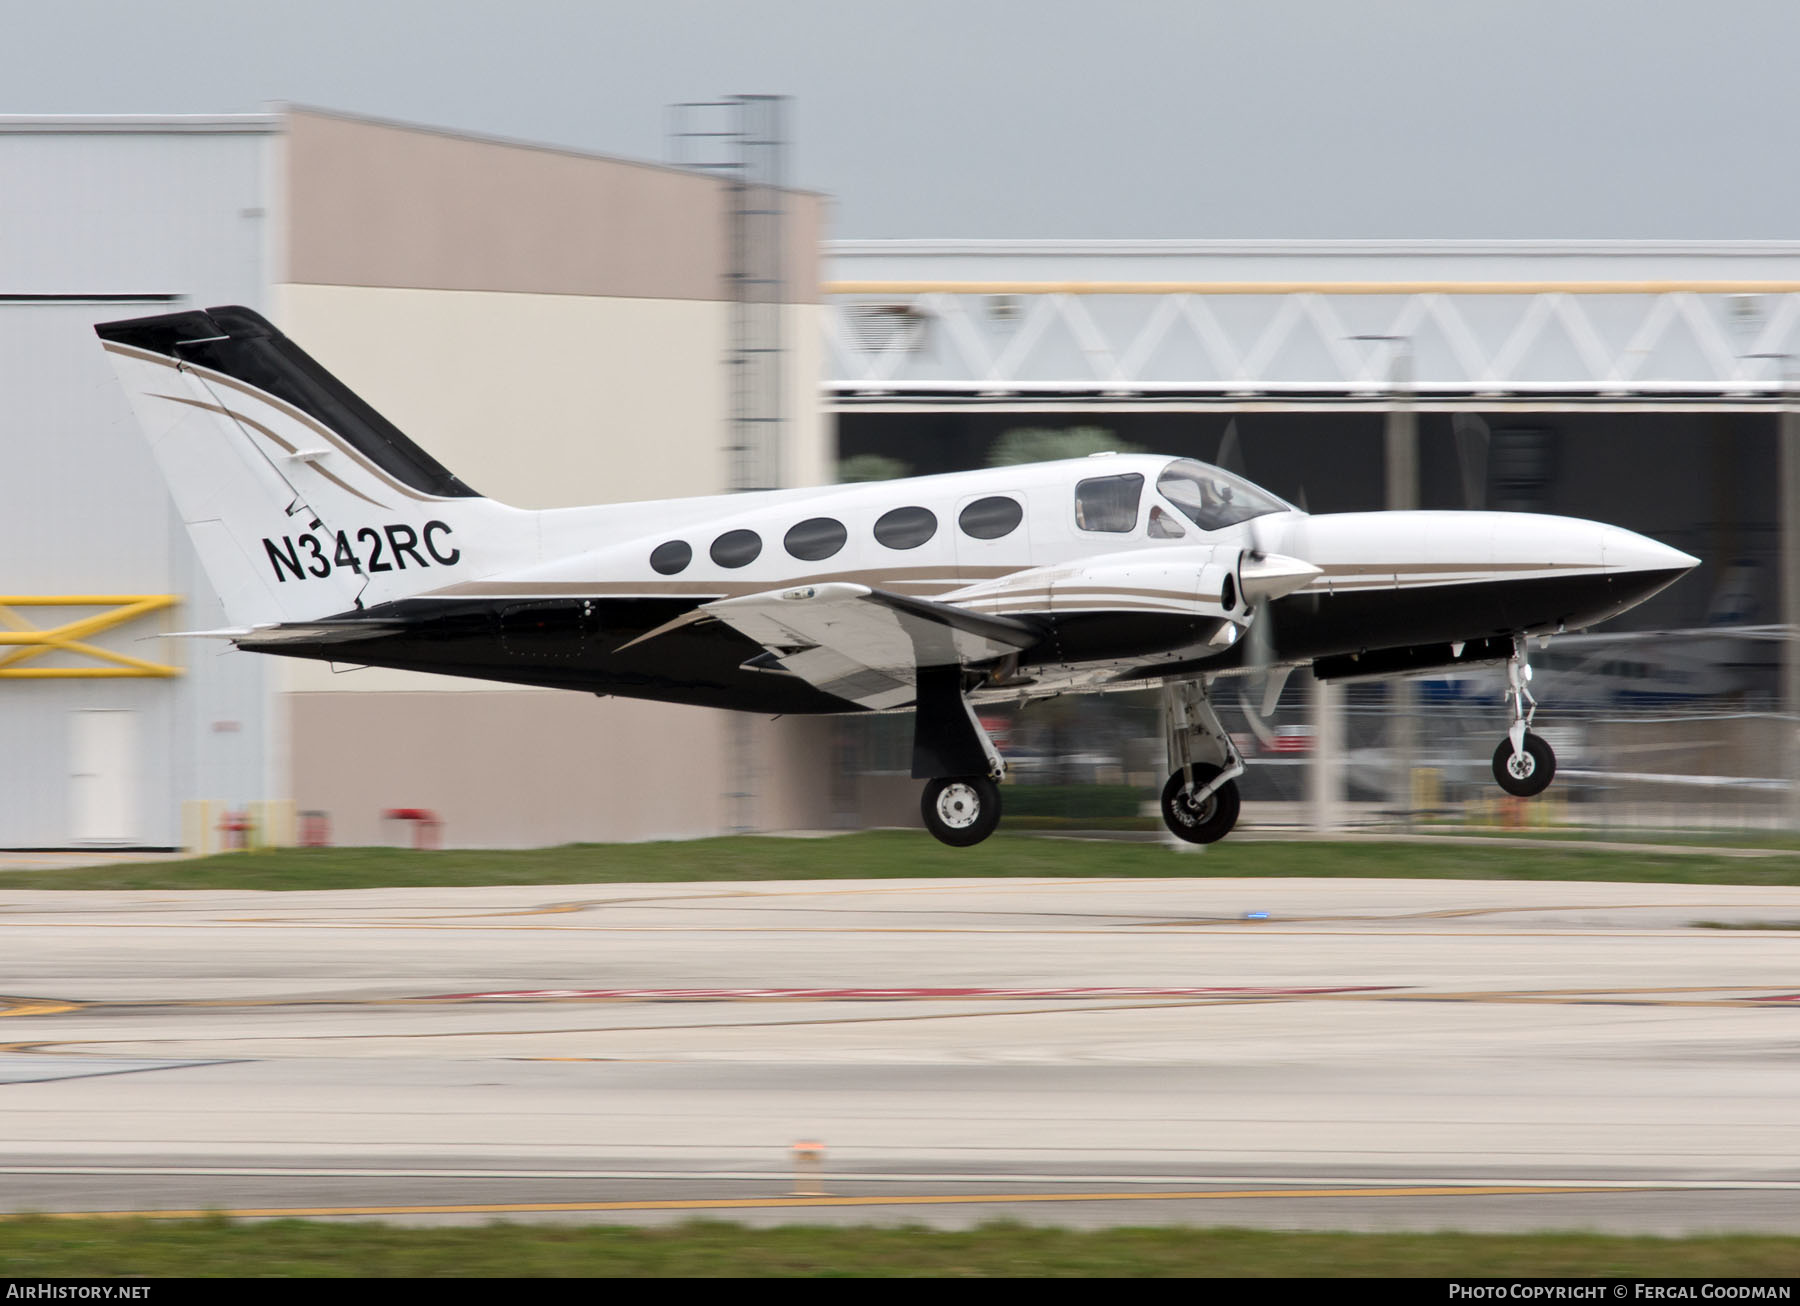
[266,110,839,847]
[275,286,827,511]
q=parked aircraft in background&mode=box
[1413,559,1776,711]
[97,307,1698,846]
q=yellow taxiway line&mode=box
[2,1184,1641,1222]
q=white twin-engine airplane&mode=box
[97,306,1699,847]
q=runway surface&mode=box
[4,871,1800,1232]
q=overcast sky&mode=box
[4,0,1797,240]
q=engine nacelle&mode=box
[947,545,1319,617]
[945,545,1246,622]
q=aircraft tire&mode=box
[1492,732,1556,797]
[921,775,1001,847]
[1160,764,1241,844]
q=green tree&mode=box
[837,453,912,483]
[986,427,1142,467]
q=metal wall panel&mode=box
[0,124,278,846]
[0,127,271,296]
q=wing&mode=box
[702,582,1041,709]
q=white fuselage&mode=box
[431,454,1691,612]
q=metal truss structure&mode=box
[824,243,1800,409]
[826,283,1800,408]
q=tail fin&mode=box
[1704,559,1762,627]
[96,306,524,627]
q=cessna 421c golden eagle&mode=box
[97,307,1698,847]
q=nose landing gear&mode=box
[1160,761,1242,843]
[1493,634,1556,798]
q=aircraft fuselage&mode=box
[243,456,1694,714]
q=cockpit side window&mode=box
[1147,505,1186,539]
[1074,473,1144,533]
[1156,459,1290,532]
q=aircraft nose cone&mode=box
[1595,525,1698,617]
[1600,527,1699,576]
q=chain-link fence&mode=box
[1308,692,1792,835]
[834,679,1796,837]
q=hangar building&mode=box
[0,108,832,849]
[824,241,1800,828]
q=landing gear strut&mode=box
[1493,634,1556,798]
[1159,679,1245,844]
[913,666,1006,847]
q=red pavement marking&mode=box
[419,985,1403,1001]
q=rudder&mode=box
[96,306,526,628]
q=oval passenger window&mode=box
[958,496,1023,540]
[873,506,938,550]
[710,529,763,568]
[649,540,691,575]
[784,517,848,562]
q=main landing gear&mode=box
[914,666,1008,847]
[1493,634,1556,798]
[912,673,1249,849]
[921,775,1001,847]
[1159,679,1245,844]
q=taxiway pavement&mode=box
[3,873,1800,1231]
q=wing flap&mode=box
[701,583,1040,709]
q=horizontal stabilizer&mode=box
[233,620,405,646]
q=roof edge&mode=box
[282,104,828,199]
[0,114,281,134]
[827,238,1800,258]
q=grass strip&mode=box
[1,1217,1798,1277]
[7,831,1800,891]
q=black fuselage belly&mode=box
[243,567,1685,714]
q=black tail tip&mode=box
[95,306,479,500]
[96,306,276,355]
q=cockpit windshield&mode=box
[1156,459,1293,532]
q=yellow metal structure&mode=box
[0,595,181,679]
